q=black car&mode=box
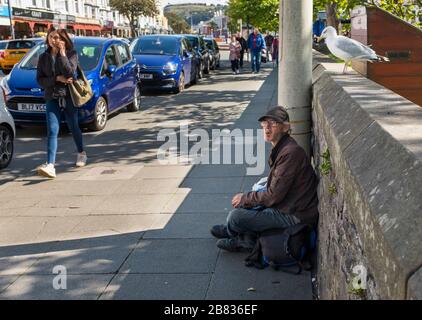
[204,38,220,70]
[182,34,210,79]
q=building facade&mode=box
[0,0,169,39]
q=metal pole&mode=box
[278,0,312,156]
[7,0,15,39]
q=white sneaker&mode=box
[76,151,87,167]
[236,69,240,74]
[232,71,236,75]
[37,163,56,178]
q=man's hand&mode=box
[232,193,243,208]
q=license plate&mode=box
[140,73,153,79]
[17,103,46,112]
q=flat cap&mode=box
[258,106,290,123]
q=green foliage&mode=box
[328,183,337,195]
[348,285,367,299]
[314,0,421,29]
[164,12,191,34]
[110,0,159,36]
[320,149,332,176]
[227,0,279,32]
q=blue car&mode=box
[2,37,141,131]
[130,35,198,93]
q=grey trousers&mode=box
[226,207,300,249]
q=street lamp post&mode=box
[278,0,312,156]
[7,0,15,39]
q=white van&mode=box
[0,86,15,169]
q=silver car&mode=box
[0,87,15,169]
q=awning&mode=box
[73,23,101,31]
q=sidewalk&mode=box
[0,63,312,299]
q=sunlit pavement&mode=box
[0,53,312,300]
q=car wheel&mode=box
[210,58,216,70]
[0,124,14,170]
[89,97,108,131]
[190,69,197,85]
[198,62,203,79]
[175,72,185,94]
[127,84,141,112]
[204,59,210,74]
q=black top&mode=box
[36,47,78,100]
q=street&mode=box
[0,53,312,300]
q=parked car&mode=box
[182,34,211,79]
[1,37,141,131]
[130,35,198,93]
[204,37,220,70]
[0,88,15,169]
[0,38,44,75]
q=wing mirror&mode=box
[106,65,117,77]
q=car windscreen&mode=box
[7,41,36,49]
[20,42,102,71]
[0,42,7,50]
[131,37,178,55]
[185,36,199,48]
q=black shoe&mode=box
[210,224,230,239]
[216,238,242,252]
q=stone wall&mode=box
[312,52,422,299]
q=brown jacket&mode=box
[239,134,319,226]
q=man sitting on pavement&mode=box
[210,107,318,252]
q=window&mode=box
[65,0,69,12]
[75,44,102,71]
[117,44,130,65]
[32,0,36,6]
[92,7,96,19]
[75,0,79,14]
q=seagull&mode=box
[319,26,390,73]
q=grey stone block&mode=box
[25,233,142,275]
[120,239,219,273]
[188,164,247,178]
[100,274,211,300]
[207,252,312,300]
[167,193,233,213]
[408,267,422,300]
[143,213,228,239]
[0,275,113,300]
[181,177,243,194]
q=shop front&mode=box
[74,17,101,37]
[10,8,75,38]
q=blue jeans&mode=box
[251,50,262,72]
[226,207,300,249]
[46,97,84,164]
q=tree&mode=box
[110,0,159,37]
[164,12,191,34]
[314,0,422,30]
[227,0,279,33]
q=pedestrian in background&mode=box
[271,36,279,67]
[236,32,248,69]
[229,35,241,75]
[264,32,274,63]
[36,27,87,179]
[247,28,266,74]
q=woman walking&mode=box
[36,28,87,178]
[229,35,241,75]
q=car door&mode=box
[115,43,135,105]
[180,39,192,84]
[100,44,121,111]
